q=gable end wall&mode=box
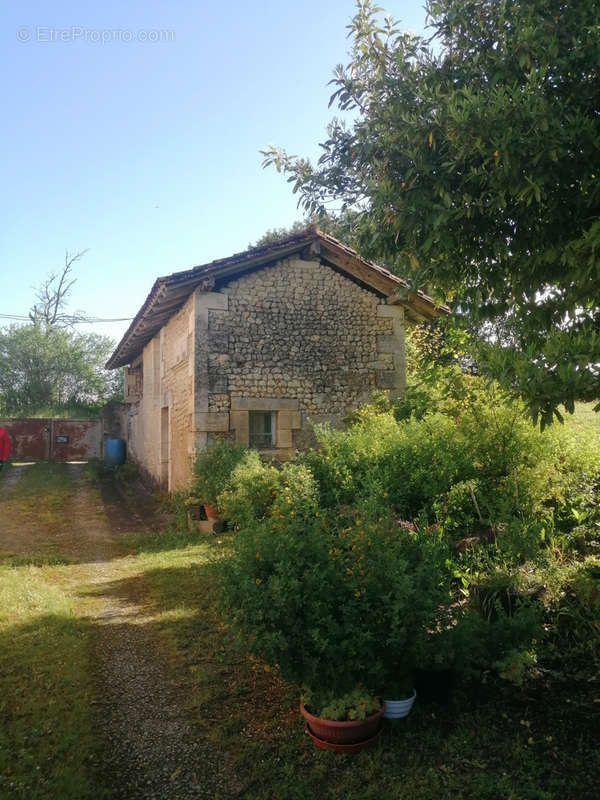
[201,256,405,449]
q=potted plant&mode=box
[300,686,384,751]
[192,440,249,520]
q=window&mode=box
[249,411,276,448]
[230,398,299,449]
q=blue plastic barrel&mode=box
[105,438,126,467]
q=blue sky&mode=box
[2,1,428,346]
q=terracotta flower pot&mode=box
[203,503,219,520]
[300,701,384,746]
[304,722,382,753]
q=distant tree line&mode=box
[0,251,122,417]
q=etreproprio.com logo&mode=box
[16,26,176,44]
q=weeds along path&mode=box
[1,463,238,800]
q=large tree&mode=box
[263,0,600,426]
[0,252,121,415]
[0,324,119,415]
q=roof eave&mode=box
[105,227,448,369]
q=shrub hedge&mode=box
[202,361,600,706]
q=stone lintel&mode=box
[195,412,230,432]
[231,397,299,412]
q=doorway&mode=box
[160,406,170,487]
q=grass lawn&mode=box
[1,457,599,799]
[0,463,99,799]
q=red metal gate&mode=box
[0,418,102,462]
[52,419,102,461]
[1,418,50,461]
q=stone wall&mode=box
[124,294,196,490]
[198,257,405,451]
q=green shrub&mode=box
[302,409,474,516]
[300,410,399,509]
[539,558,600,679]
[269,462,320,526]
[545,422,600,552]
[217,451,277,529]
[411,558,546,683]
[433,479,481,537]
[210,358,600,701]
[443,599,543,684]
[302,404,536,543]
[218,458,320,531]
[303,389,600,567]
[443,555,600,684]
[553,471,600,554]
[191,440,250,507]
[494,648,538,686]
[217,504,452,700]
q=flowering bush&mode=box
[218,459,319,530]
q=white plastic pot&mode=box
[383,689,417,719]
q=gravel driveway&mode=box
[4,463,240,800]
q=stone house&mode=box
[106,228,444,491]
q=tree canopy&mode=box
[0,324,120,415]
[0,252,121,416]
[263,0,600,426]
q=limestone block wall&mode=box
[197,257,405,452]
[125,294,196,490]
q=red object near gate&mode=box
[0,426,11,461]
